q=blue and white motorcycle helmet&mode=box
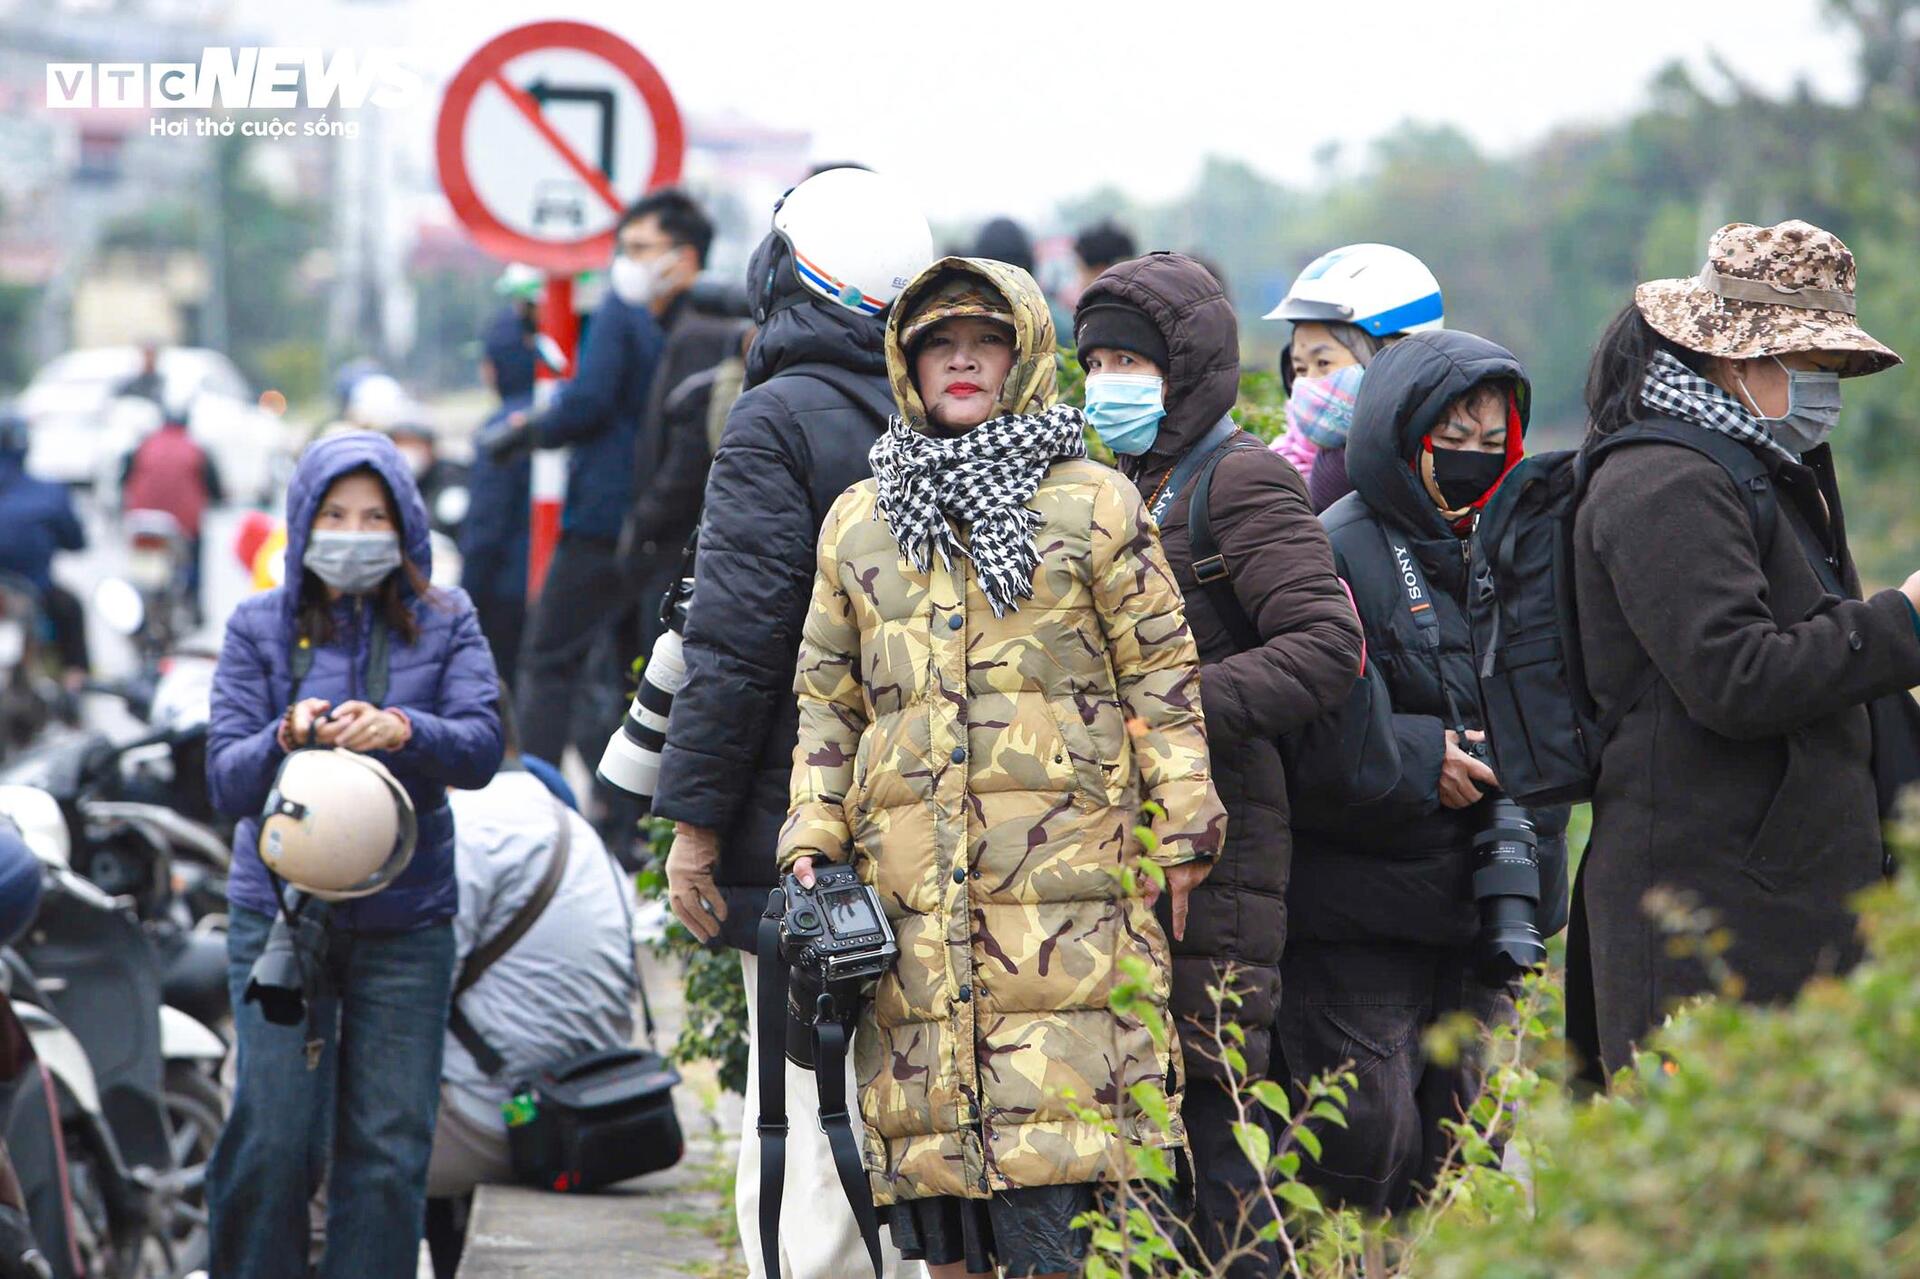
[1269,243,1444,390]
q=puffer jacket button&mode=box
[1849,630,1864,652]
[947,614,963,631]
[951,746,967,764]
[957,985,972,1003]
[952,866,966,884]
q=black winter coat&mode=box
[1290,331,1568,950]
[650,293,894,952]
[621,292,753,597]
[1571,433,1920,1074]
[1084,253,1363,1083]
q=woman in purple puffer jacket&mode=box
[205,431,502,1279]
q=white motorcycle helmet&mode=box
[768,168,932,317]
[259,749,416,901]
[1265,243,1445,338]
[344,374,414,433]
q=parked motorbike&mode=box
[0,785,224,1278]
[0,579,74,764]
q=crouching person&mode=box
[206,432,503,1278]
[1280,331,1568,1216]
[423,689,639,1279]
[778,257,1224,1279]
[1075,252,1363,1277]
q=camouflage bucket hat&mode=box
[1635,220,1900,376]
[899,271,1016,350]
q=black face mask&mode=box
[1430,446,1508,510]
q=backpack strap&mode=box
[1186,441,1264,653]
[1583,420,1779,558]
[448,796,573,1078]
[1579,419,1782,733]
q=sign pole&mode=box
[435,19,684,603]
[528,272,577,600]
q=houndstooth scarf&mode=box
[1640,349,1797,464]
[869,405,1088,617]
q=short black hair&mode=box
[618,188,714,267]
[1074,221,1138,272]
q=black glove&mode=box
[476,415,536,462]
[0,1204,51,1279]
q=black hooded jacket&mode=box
[1290,330,1568,950]
[651,234,896,952]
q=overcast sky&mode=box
[246,0,1860,226]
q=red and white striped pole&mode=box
[528,272,578,600]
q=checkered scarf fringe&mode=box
[1640,350,1797,464]
[869,405,1088,617]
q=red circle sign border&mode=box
[436,20,685,273]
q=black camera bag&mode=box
[450,791,684,1192]
[504,1043,684,1193]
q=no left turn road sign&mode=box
[436,21,685,273]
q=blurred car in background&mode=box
[16,345,286,503]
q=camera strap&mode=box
[756,896,884,1279]
[1383,527,1472,732]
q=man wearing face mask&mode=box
[1280,329,1570,1216]
[481,197,677,773]
[1569,221,1920,1080]
[1075,254,1363,1274]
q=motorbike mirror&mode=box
[92,578,145,637]
[434,485,470,529]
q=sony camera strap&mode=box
[1383,526,1472,733]
[756,893,884,1279]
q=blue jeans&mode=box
[208,905,455,1279]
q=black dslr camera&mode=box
[1461,737,1546,983]
[243,893,332,1027]
[775,864,897,1069]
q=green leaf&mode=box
[1222,1046,1247,1078]
[1138,858,1167,890]
[1295,1125,1323,1162]
[1277,1181,1323,1216]
[1308,1100,1349,1129]
[1130,1081,1172,1133]
[1249,1080,1293,1120]
[1231,1119,1272,1174]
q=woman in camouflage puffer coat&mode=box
[779,257,1225,1279]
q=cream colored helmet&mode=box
[259,749,416,900]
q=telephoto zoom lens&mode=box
[1470,797,1545,983]
[595,628,689,810]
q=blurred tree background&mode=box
[1069,0,1920,580]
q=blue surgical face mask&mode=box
[1738,356,1843,455]
[1085,373,1166,456]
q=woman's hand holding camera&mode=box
[1440,728,1499,809]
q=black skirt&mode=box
[887,1183,1096,1276]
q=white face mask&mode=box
[303,530,402,595]
[609,253,670,307]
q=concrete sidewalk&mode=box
[456,955,748,1279]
